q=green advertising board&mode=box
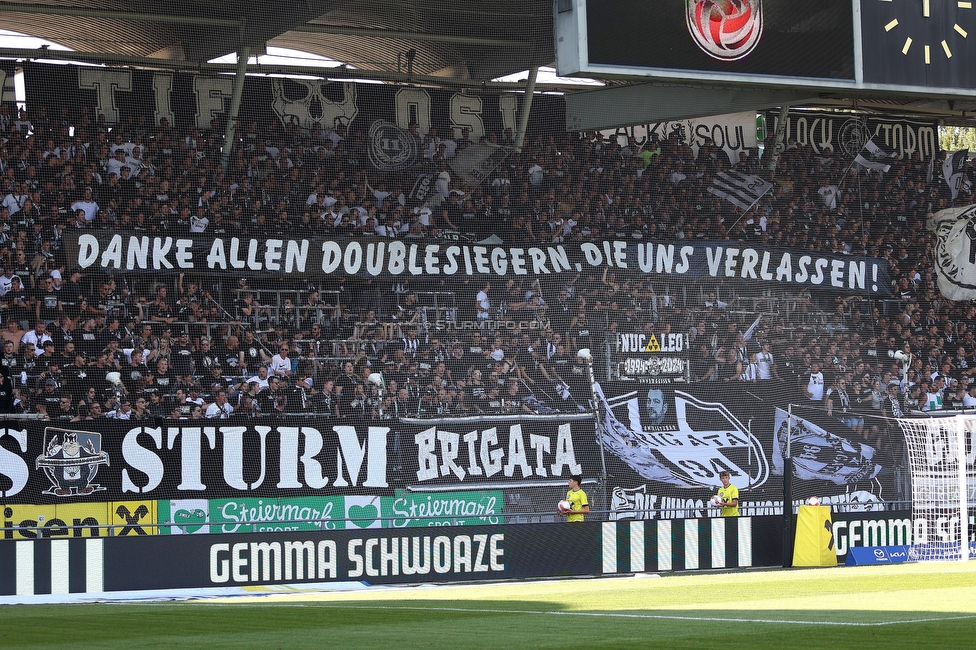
[382,490,504,528]
[158,496,345,534]
[158,490,503,533]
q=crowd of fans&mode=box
[0,100,971,446]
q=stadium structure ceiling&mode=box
[0,0,975,126]
[0,0,553,83]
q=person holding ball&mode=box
[716,470,739,517]
[564,474,589,522]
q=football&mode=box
[557,499,571,514]
[806,496,821,506]
[711,494,723,506]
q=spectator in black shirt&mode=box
[2,276,31,328]
[75,319,101,358]
[153,357,175,396]
[65,353,92,399]
[311,378,339,417]
[170,331,194,379]
[34,274,60,326]
[0,339,18,375]
[258,375,288,415]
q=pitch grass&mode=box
[4,563,976,649]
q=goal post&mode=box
[896,414,974,562]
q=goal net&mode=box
[897,415,975,562]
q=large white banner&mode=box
[600,111,758,161]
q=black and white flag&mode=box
[772,410,881,485]
[943,149,969,201]
[853,137,899,172]
[708,170,773,211]
[448,142,512,187]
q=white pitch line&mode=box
[289,603,976,627]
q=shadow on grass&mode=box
[1,600,974,649]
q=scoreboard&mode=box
[555,0,976,97]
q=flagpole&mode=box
[836,156,860,191]
[857,170,866,256]
[728,191,765,232]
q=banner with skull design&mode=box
[22,63,563,154]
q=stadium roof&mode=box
[0,0,555,84]
[1,0,975,126]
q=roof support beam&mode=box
[221,46,250,171]
[294,23,526,48]
[0,3,240,27]
[514,65,539,152]
[0,47,544,90]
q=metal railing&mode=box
[0,500,916,539]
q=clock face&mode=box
[862,0,976,88]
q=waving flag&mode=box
[944,149,969,201]
[708,170,773,211]
[854,136,899,172]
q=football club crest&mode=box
[35,427,110,497]
[686,1,763,61]
[928,203,976,300]
[367,120,421,171]
[596,384,770,489]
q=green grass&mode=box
[4,562,976,649]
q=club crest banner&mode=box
[928,203,976,300]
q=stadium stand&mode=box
[0,100,965,445]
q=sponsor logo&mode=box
[2,501,156,538]
[160,498,210,534]
[686,0,763,61]
[36,427,109,497]
[384,491,504,527]
[161,496,346,535]
[345,495,383,529]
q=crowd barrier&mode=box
[0,508,924,596]
[2,518,772,596]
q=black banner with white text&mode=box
[0,416,600,504]
[1,384,896,509]
[22,63,560,141]
[64,233,892,296]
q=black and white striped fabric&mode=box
[601,518,753,573]
[707,171,773,211]
[7,539,104,596]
